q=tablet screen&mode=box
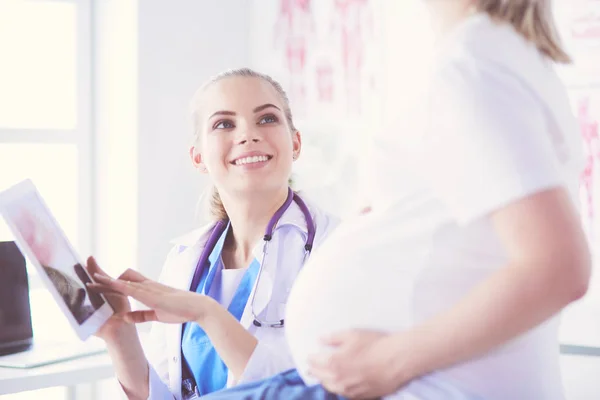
[2,191,105,325]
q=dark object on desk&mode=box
[0,241,33,356]
[0,241,107,369]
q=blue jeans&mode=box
[202,369,353,400]
[201,369,484,400]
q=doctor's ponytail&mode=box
[208,186,228,222]
[475,0,571,64]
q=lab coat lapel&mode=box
[163,222,215,394]
[165,222,216,289]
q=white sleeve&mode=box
[145,322,175,400]
[144,247,180,400]
[422,62,563,224]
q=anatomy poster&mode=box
[554,0,600,236]
[555,1,600,236]
[249,0,385,215]
[576,91,600,233]
[250,0,383,118]
[555,0,600,346]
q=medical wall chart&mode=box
[555,0,600,240]
[248,0,386,216]
[555,0,600,348]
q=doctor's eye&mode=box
[214,120,235,130]
[258,114,278,125]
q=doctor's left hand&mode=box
[88,270,213,325]
[308,330,416,400]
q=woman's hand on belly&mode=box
[308,329,416,399]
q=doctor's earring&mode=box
[194,156,207,172]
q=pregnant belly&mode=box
[285,221,424,385]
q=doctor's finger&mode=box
[115,275,178,295]
[321,331,358,347]
[92,273,150,297]
[88,278,164,313]
[319,377,365,400]
[86,282,123,295]
[308,360,344,381]
[123,310,158,324]
[308,352,339,369]
[118,268,149,283]
[86,256,112,279]
[319,379,353,399]
[92,275,172,306]
[114,275,174,296]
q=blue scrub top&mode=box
[181,224,260,395]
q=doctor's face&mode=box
[191,76,301,196]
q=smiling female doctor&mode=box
[88,68,337,400]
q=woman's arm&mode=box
[395,188,591,380]
[103,325,151,400]
[87,257,152,400]
[196,298,258,380]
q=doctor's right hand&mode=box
[85,256,134,342]
[87,268,216,326]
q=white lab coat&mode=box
[144,198,337,400]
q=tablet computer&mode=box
[0,179,113,340]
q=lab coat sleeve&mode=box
[146,321,175,400]
[234,333,296,386]
[144,247,180,400]
[313,206,340,249]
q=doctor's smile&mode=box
[230,151,274,168]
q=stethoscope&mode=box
[188,187,315,328]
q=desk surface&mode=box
[0,352,114,395]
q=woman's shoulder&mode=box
[297,194,341,247]
[162,223,215,264]
[155,223,215,284]
[438,13,535,67]
[168,223,214,248]
[298,193,340,224]
[434,13,563,108]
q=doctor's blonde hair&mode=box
[190,68,297,222]
[474,0,571,63]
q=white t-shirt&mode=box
[206,257,249,309]
[285,13,583,400]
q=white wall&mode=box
[562,354,600,399]
[94,0,139,277]
[94,0,251,279]
[136,0,251,279]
